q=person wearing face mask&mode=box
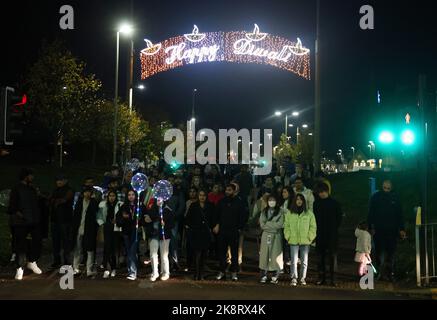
[284,194,317,287]
[258,195,285,284]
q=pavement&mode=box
[0,232,435,300]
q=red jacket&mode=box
[208,192,224,206]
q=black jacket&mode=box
[8,182,40,226]
[72,198,99,251]
[216,196,248,235]
[185,201,216,250]
[144,202,175,240]
[167,187,186,223]
[50,185,74,224]
[314,197,343,252]
[368,191,404,237]
[116,203,145,237]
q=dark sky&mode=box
[2,0,437,157]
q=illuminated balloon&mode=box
[131,173,149,193]
[127,158,141,172]
[152,180,173,202]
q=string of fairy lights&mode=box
[140,25,310,80]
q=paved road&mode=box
[0,269,429,300]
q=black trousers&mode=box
[52,223,72,265]
[317,248,337,282]
[14,224,42,268]
[194,249,207,278]
[218,232,239,273]
[374,233,397,277]
[102,224,117,270]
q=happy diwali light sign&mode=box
[140,24,311,80]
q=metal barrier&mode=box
[415,207,437,287]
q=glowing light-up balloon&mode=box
[152,180,173,201]
[127,158,141,172]
[131,173,149,193]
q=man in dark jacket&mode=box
[8,168,43,280]
[368,179,406,282]
[166,176,186,272]
[214,184,247,281]
[50,174,74,269]
[314,182,343,286]
[72,186,99,276]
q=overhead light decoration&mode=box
[140,24,310,80]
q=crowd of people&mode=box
[6,161,406,286]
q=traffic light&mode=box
[0,87,28,145]
[401,129,415,146]
[378,131,394,144]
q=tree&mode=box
[25,40,102,164]
[275,134,298,168]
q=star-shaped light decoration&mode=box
[140,39,162,56]
[245,24,267,42]
[184,25,206,42]
[285,38,310,56]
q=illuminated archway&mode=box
[140,24,311,80]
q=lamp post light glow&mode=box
[292,112,300,117]
[302,124,309,129]
[119,24,133,35]
[137,84,145,90]
[275,111,282,117]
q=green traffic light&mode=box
[401,129,415,145]
[379,131,394,144]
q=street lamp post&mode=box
[112,23,133,166]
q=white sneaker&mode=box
[150,274,159,282]
[260,276,268,284]
[300,278,307,286]
[161,274,170,281]
[291,278,298,287]
[15,267,24,280]
[73,268,80,275]
[216,272,225,280]
[231,273,238,281]
[110,270,116,278]
[127,274,137,281]
[27,262,42,275]
[10,253,16,262]
[271,276,279,284]
[103,270,110,279]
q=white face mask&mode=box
[268,201,276,208]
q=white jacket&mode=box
[97,201,124,231]
[355,228,372,254]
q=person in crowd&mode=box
[50,174,74,269]
[355,221,372,277]
[167,176,186,272]
[191,175,203,190]
[214,184,246,281]
[293,177,315,212]
[290,164,305,185]
[234,165,254,207]
[72,186,99,276]
[284,194,317,286]
[275,184,284,200]
[314,182,343,286]
[250,191,271,228]
[144,197,175,281]
[97,190,124,278]
[368,179,406,282]
[185,190,216,280]
[106,177,123,201]
[314,171,332,195]
[103,165,121,189]
[8,168,43,280]
[183,186,199,271]
[208,183,224,206]
[281,186,295,269]
[258,195,285,284]
[37,188,50,240]
[185,187,199,216]
[116,189,144,281]
[258,176,274,198]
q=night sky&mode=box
[2,0,436,158]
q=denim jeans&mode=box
[150,238,170,277]
[123,235,138,277]
[290,245,309,280]
[73,234,95,274]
